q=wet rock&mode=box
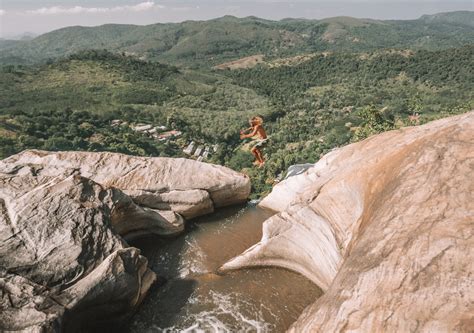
[222,204,341,290]
[222,111,474,332]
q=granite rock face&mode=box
[2,150,250,219]
[0,150,250,332]
[222,112,474,332]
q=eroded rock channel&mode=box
[126,205,322,332]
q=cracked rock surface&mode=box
[222,112,474,332]
[0,150,250,332]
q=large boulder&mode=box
[222,111,474,332]
[2,150,251,218]
[0,151,250,331]
[0,174,155,332]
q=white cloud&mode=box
[27,2,164,15]
[0,9,6,16]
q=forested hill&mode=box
[1,11,473,66]
[419,11,474,27]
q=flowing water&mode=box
[126,204,322,332]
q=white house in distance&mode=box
[132,124,153,132]
[111,121,183,143]
[183,141,196,155]
[182,142,215,160]
[156,130,182,141]
[194,146,204,157]
[203,146,210,159]
[111,120,129,127]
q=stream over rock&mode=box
[0,150,250,332]
[126,205,322,332]
[222,111,474,332]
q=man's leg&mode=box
[253,148,265,167]
[251,147,261,165]
[255,148,264,164]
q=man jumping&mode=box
[240,116,268,168]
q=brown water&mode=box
[126,204,322,332]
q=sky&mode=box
[0,0,472,38]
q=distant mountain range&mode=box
[5,32,39,41]
[0,11,473,66]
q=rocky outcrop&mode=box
[3,150,250,220]
[0,150,250,331]
[222,112,474,332]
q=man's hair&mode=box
[251,116,263,125]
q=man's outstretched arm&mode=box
[240,127,253,134]
[240,126,259,139]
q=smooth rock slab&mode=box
[1,150,251,210]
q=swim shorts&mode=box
[250,138,269,149]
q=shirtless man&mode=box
[240,116,268,167]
